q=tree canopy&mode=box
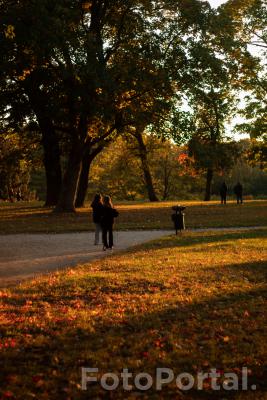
[0,0,266,207]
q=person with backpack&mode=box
[90,194,104,245]
[101,195,119,250]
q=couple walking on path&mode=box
[91,194,119,250]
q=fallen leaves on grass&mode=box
[0,229,266,399]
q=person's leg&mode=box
[102,228,108,249]
[108,227,114,248]
[94,223,101,245]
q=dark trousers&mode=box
[221,194,227,204]
[102,226,113,248]
[237,195,243,204]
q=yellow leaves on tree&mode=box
[4,25,15,39]
[18,69,32,81]
[81,2,92,12]
[116,90,137,110]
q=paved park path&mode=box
[0,230,173,287]
[0,227,264,287]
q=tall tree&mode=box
[190,88,239,200]
[235,0,267,163]
[2,0,245,209]
[1,0,178,211]
[0,8,63,206]
[222,0,266,167]
[0,129,41,201]
[131,127,159,202]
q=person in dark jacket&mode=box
[234,182,243,204]
[91,194,104,245]
[101,195,119,250]
[220,182,228,204]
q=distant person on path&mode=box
[101,195,119,250]
[234,182,243,204]
[16,189,22,201]
[220,182,228,204]
[91,194,104,245]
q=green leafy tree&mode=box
[0,3,63,206]
[0,0,225,211]
[89,137,144,200]
[224,0,267,168]
[90,135,187,201]
[0,130,41,201]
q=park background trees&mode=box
[0,0,266,207]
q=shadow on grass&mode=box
[0,257,266,399]
[139,229,267,252]
[4,258,266,307]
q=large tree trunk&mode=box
[204,168,213,201]
[25,84,62,206]
[54,144,83,212]
[162,155,171,200]
[41,123,62,206]
[135,130,158,202]
[75,146,103,208]
[75,154,92,208]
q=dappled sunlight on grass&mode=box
[0,229,266,398]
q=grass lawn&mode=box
[0,229,266,399]
[0,200,266,234]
